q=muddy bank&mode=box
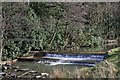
[0,59,17,65]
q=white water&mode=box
[43,53,105,61]
[37,53,108,66]
[49,61,95,66]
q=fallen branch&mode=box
[17,71,30,78]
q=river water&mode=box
[2,46,117,78]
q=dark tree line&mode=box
[1,2,119,60]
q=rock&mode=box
[12,66,19,69]
[35,75,42,78]
[11,73,17,78]
[2,64,13,72]
[108,47,120,55]
[30,70,37,73]
[0,72,6,76]
[4,63,11,66]
[2,66,9,72]
[40,73,49,77]
[15,68,29,72]
[21,68,29,71]
[32,73,36,76]
[14,69,18,72]
[42,76,46,78]
[3,66,8,70]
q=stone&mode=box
[40,73,49,77]
[35,75,42,78]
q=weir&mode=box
[36,51,108,66]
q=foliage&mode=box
[89,2,119,39]
[2,2,34,60]
[2,2,119,60]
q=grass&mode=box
[50,60,119,78]
[50,48,120,78]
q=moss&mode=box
[86,47,120,78]
[108,47,120,55]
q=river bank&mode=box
[0,47,119,78]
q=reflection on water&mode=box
[13,61,84,75]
